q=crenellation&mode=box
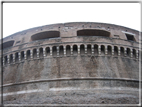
[105,45,108,55]
[36,48,39,58]
[24,51,27,60]
[85,44,87,54]
[30,50,33,59]
[56,46,59,57]
[7,55,10,64]
[43,48,46,57]
[50,47,52,56]
[1,43,140,65]
[70,45,73,55]
[18,52,21,62]
[78,45,80,55]
[130,48,133,58]
[13,54,15,63]
[112,46,114,56]
[118,47,121,56]
[91,45,94,55]
[136,50,139,59]
[63,46,66,56]
[124,48,127,57]
[98,45,101,55]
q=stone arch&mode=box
[39,47,43,58]
[66,45,71,56]
[127,48,131,57]
[133,49,136,58]
[52,46,57,57]
[73,45,78,56]
[46,47,50,56]
[27,50,31,59]
[101,45,105,55]
[9,54,13,63]
[137,49,140,58]
[94,44,98,55]
[77,29,110,37]
[107,45,112,55]
[120,47,125,56]
[33,49,37,59]
[1,40,15,50]
[137,50,139,58]
[4,56,8,65]
[31,31,60,41]
[59,45,64,56]
[87,44,91,55]
[21,51,24,61]
[80,44,85,56]
[15,52,19,62]
[114,46,118,56]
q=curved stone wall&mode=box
[1,22,141,105]
[2,42,140,66]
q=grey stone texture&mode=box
[1,22,141,105]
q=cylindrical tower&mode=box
[1,22,141,104]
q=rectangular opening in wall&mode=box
[125,33,136,42]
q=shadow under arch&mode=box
[1,40,15,50]
[27,50,31,59]
[120,47,125,57]
[59,45,64,56]
[33,49,37,59]
[9,54,13,63]
[66,45,71,56]
[127,48,131,57]
[31,31,60,41]
[94,44,98,55]
[87,44,91,55]
[73,45,78,56]
[39,48,43,58]
[4,56,8,65]
[15,52,19,63]
[114,46,118,56]
[21,51,24,61]
[46,47,50,56]
[107,45,112,55]
[52,46,57,57]
[133,49,136,58]
[80,44,85,56]
[77,29,110,37]
[101,45,105,55]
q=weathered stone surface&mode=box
[1,22,141,105]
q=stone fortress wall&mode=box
[1,22,141,104]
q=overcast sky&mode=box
[3,3,141,38]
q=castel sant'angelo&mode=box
[1,22,142,105]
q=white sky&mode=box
[3,3,141,38]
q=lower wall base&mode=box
[3,88,139,104]
[2,56,141,104]
[2,79,140,104]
